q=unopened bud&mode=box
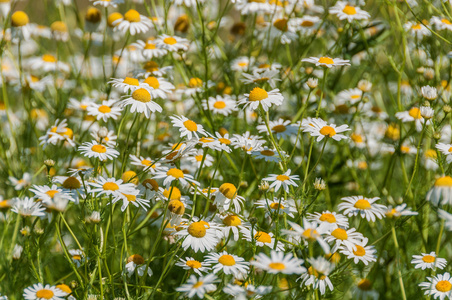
[44,159,55,167]
[420,106,434,119]
[314,178,326,190]
[98,127,109,139]
[307,78,318,89]
[444,105,452,113]
[259,180,270,192]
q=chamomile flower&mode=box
[218,214,249,241]
[109,77,141,93]
[89,177,136,198]
[299,257,335,295]
[213,183,245,213]
[439,209,452,231]
[223,284,272,299]
[257,118,298,139]
[155,34,190,52]
[87,99,122,122]
[176,257,211,275]
[23,283,67,300]
[241,228,284,251]
[385,203,418,218]
[176,274,217,298]
[39,119,75,147]
[336,88,363,105]
[231,56,253,72]
[340,237,376,265]
[129,155,160,173]
[301,56,351,68]
[251,250,306,274]
[125,254,153,277]
[426,176,452,206]
[241,69,281,88]
[11,197,46,217]
[8,173,31,190]
[338,196,387,222]
[283,219,330,254]
[404,22,431,38]
[202,95,237,116]
[324,227,364,253]
[205,251,249,276]
[396,107,431,131]
[263,169,299,193]
[251,147,284,163]
[29,184,74,204]
[436,143,452,163]
[10,11,31,41]
[139,76,175,99]
[68,249,85,267]
[214,132,233,153]
[176,221,219,252]
[113,9,153,35]
[235,0,272,15]
[329,2,370,22]
[419,272,452,300]
[78,141,119,161]
[121,88,163,118]
[411,252,447,270]
[432,16,452,31]
[170,115,207,140]
[303,118,350,142]
[238,87,284,111]
[167,197,193,225]
[307,210,349,232]
[91,0,124,8]
[131,39,167,59]
[113,189,150,212]
[255,198,297,218]
[153,167,199,188]
[185,149,214,168]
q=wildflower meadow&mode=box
[2,0,452,299]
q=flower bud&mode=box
[307,77,318,89]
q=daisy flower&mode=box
[291,15,321,35]
[121,88,162,118]
[336,88,363,105]
[87,99,122,122]
[419,272,452,300]
[8,172,31,190]
[251,250,306,275]
[338,196,387,222]
[176,257,211,275]
[109,77,141,93]
[257,118,298,139]
[89,177,136,198]
[176,221,219,252]
[301,56,351,68]
[411,252,447,270]
[10,11,31,41]
[329,2,370,22]
[436,143,452,163]
[153,167,199,188]
[202,95,237,116]
[241,228,284,251]
[91,0,124,7]
[39,119,75,147]
[230,132,265,154]
[131,39,167,59]
[263,169,299,193]
[170,115,207,140]
[23,283,67,300]
[78,141,119,161]
[299,257,335,295]
[29,184,74,204]
[302,118,350,142]
[395,107,431,131]
[27,54,70,73]
[125,254,153,277]
[113,189,150,212]
[205,251,249,276]
[68,249,85,267]
[185,149,214,168]
[306,210,349,232]
[176,274,217,298]
[251,147,284,163]
[404,22,431,38]
[283,219,330,254]
[439,209,452,231]
[218,214,249,241]
[432,16,452,31]
[241,69,281,88]
[139,76,175,99]
[340,237,376,265]
[113,9,152,35]
[231,56,253,72]
[235,1,272,15]
[129,155,160,173]
[426,176,452,206]
[223,284,272,299]
[385,203,418,218]
[324,227,364,253]
[255,198,297,218]
[155,34,190,52]
[167,197,193,226]
[213,183,245,213]
[214,132,233,153]
[238,87,284,111]
[11,197,46,217]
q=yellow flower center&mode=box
[302,228,319,241]
[85,7,102,23]
[219,254,236,266]
[144,43,156,49]
[319,213,336,223]
[301,20,314,27]
[183,119,198,131]
[353,245,366,256]
[331,228,348,240]
[213,101,226,109]
[223,215,242,226]
[318,57,334,64]
[132,88,151,103]
[276,174,290,181]
[193,281,204,288]
[273,18,288,32]
[45,190,59,198]
[98,105,111,113]
[186,260,202,269]
[219,138,231,145]
[91,144,107,153]
[121,193,136,202]
[442,19,452,25]
[124,9,141,22]
[42,54,57,63]
[107,12,123,27]
[411,24,422,30]
[354,199,371,210]
[103,182,119,191]
[142,179,159,191]
[248,87,268,102]
[358,279,372,291]
[72,255,82,260]
[272,125,286,133]
[187,222,207,238]
[260,150,275,156]
[408,107,421,119]
[199,137,215,143]
[63,177,81,189]
[319,126,336,137]
[11,11,29,27]
[189,77,203,88]
[166,168,184,178]
[144,76,160,89]
[254,231,271,243]
[51,21,68,32]
[342,5,357,15]
[269,202,284,210]
[434,176,452,186]
[422,255,435,263]
[219,183,237,199]
[56,284,71,293]
[36,289,54,299]
[168,200,185,215]
[128,254,145,265]
[163,37,177,45]
[163,187,182,200]
[268,262,286,270]
[238,62,248,67]
[123,77,139,86]
[425,149,437,159]
[351,133,363,143]
[436,281,452,292]
[448,147,452,153]
[195,155,204,162]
